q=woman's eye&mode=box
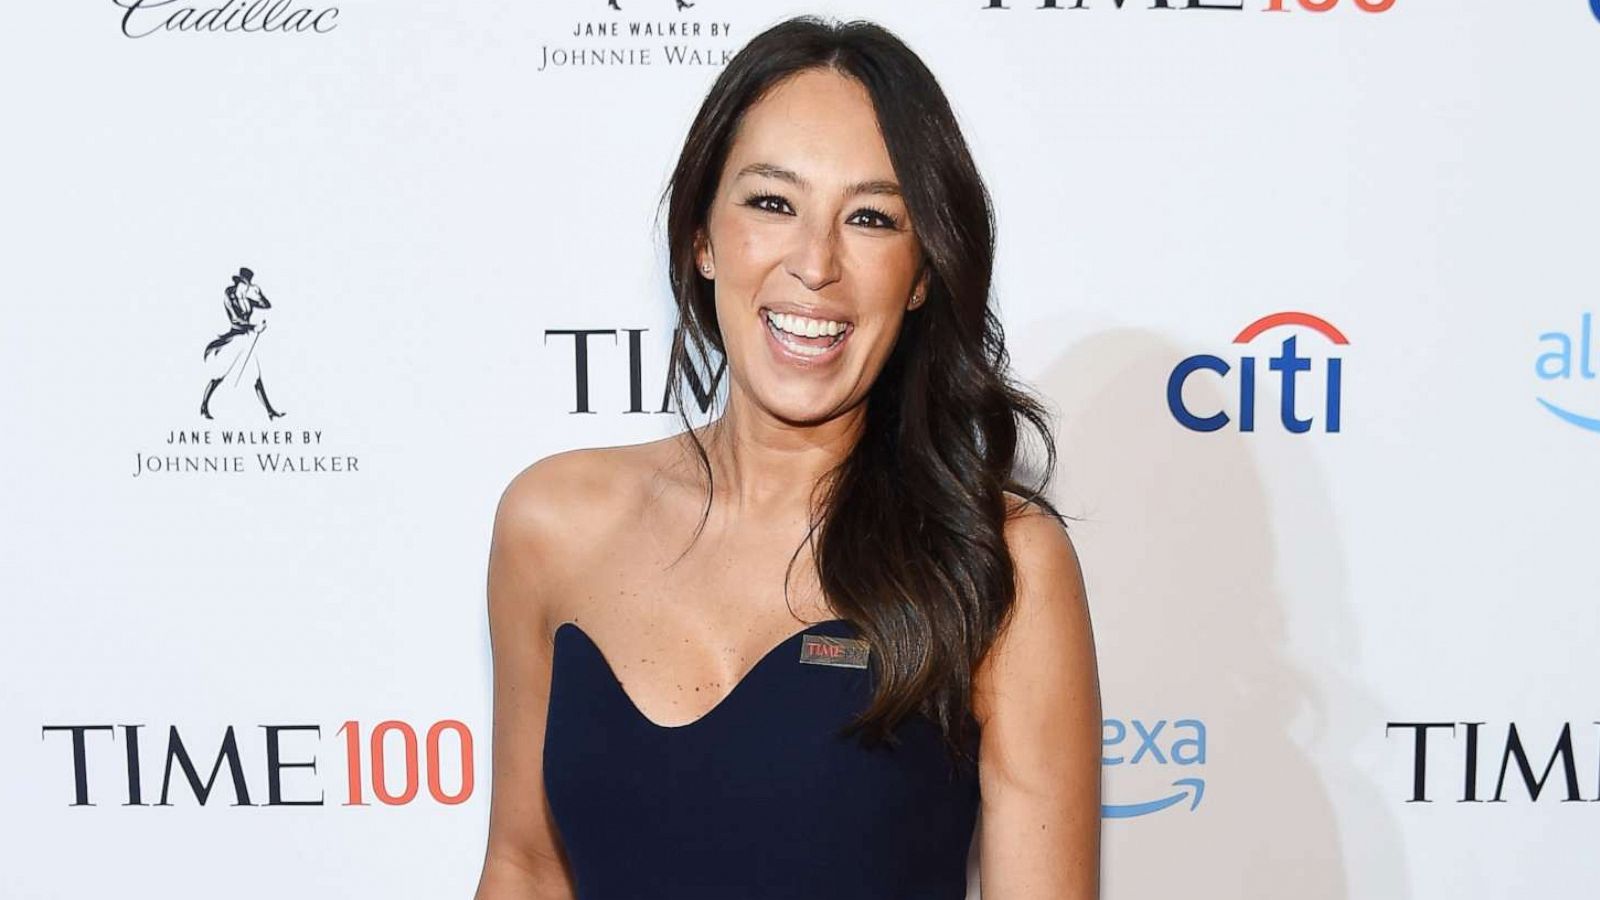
[746,194,791,215]
[851,208,900,230]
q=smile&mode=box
[762,308,852,362]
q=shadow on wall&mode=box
[964,325,1409,899]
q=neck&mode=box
[697,388,864,515]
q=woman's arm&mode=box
[973,501,1102,898]
[473,463,578,900]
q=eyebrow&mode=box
[735,162,901,198]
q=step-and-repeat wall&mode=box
[3,1,1597,897]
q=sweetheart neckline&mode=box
[552,618,853,731]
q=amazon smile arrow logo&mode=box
[1103,778,1206,819]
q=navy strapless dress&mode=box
[543,617,980,899]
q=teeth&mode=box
[781,338,829,357]
[765,310,849,339]
[764,309,849,357]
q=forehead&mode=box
[724,68,896,186]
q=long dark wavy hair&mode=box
[655,15,1065,766]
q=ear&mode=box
[694,228,713,278]
[907,265,931,311]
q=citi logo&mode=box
[1102,717,1206,819]
[1168,311,1347,434]
[1536,313,1600,433]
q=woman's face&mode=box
[696,66,928,428]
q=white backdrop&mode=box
[3,1,1598,897]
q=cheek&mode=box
[859,246,919,300]
[718,224,780,280]
[858,281,912,336]
[858,313,909,369]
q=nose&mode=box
[784,214,842,292]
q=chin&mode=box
[751,382,857,426]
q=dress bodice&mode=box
[542,617,980,899]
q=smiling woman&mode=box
[686,94,930,421]
[475,15,1101,900]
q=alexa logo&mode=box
[1102,717,1206,819]
[1168,311,1348,434]
[1534,312,1600,433]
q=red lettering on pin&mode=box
[798,635,869,669]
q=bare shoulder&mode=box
[973,491,1097,723]
[1000,491,1083,596]
[496,446,634,537]
[997,491,1088,638]
[489,440,673,631]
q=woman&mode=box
[475,15,1100,900]
[200,266,286,421]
